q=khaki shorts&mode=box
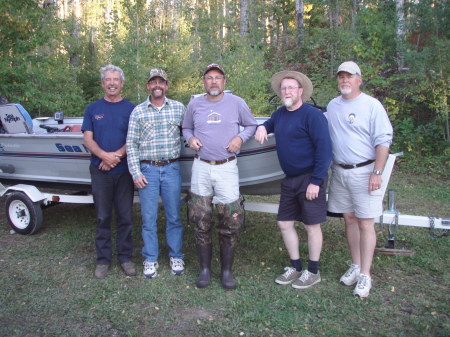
[327,163,384,218]
[190,158,240,204]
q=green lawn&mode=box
[0,170,448,337]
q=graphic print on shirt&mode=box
[95,114,104,120]
[207,111,221,124]
[348,113,356,124]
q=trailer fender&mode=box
[2,184,46,203]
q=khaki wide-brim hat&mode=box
[271,70,313,102]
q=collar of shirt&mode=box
[146,96,169,110]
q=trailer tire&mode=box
[5,192,43,235]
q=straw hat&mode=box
[271,70,313,102]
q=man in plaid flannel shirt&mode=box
[126,68,186,279]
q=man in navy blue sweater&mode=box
[255,70,332,289]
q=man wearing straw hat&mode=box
[255,70,332,289]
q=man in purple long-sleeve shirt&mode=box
[182,63,257,290]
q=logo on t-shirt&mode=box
[94,114,104,120]
[348,113,356,124]
[207,111,221,124]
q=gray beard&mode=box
[283,98,294,108]
[339,88,352,95]
[208,90,222,96]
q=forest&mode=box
[1,0,448,174]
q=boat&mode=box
[2,104,449,240]
[0,103,284,195]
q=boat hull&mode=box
[0,117,284,195]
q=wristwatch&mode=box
[372,169,382,175]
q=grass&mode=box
[0,171,449,337]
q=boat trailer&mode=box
[1,154,448,245]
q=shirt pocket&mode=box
[166,119,181,139]
[141,122,155,142]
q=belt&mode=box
[195,154,236,165]
[338,159,375,169]
[141,158,178,166]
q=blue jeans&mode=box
[138,161,184,262]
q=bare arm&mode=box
[133,175,148,189]
[368,145,389,193]
[114,144,127,159]
[188,136,203,151]
[254,125,268,144]
[226,136,243,153]
[83,131,121,171]
[306,184,320,200]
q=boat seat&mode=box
[59,124,82,132]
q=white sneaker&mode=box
[353,273,372,298]
[170,257,185,275]
[340,263,360,286]
[143,261,159,279]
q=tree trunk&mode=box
[351,0,358,30]
[295,0,304,47]
[69,0,81,66]
[395,0,405,69]
[327,0,339,77]
[240,0,249,37]
[328,0,340,28]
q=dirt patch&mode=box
[134,306,219,337]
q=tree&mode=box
[240,0,249,37]
[395,0,405,69]
[351,0,358,30]
[295,0,304,47]
[0,0,85,115]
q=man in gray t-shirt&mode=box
[182,63,257,290]
[326,61,393,298]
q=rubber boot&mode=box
[220,236,236,290]
[196,243,212,288]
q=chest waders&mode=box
[188,191,244,289]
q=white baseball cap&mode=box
[337,61,361,76]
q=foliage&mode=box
[0,0,86,116]
[0,0,448,169]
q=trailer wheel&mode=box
[5,192,43,235]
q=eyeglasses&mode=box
[148,79,166,85]
[204,76,224,81]
[280,86,300,92]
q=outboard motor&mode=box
[0,104,33,134]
